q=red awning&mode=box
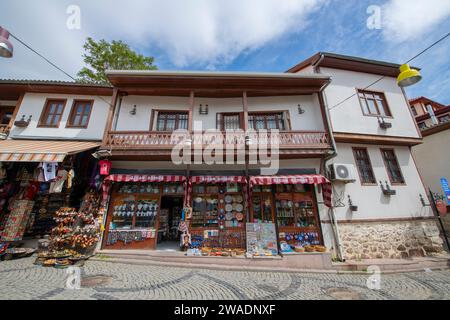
[249,174,329,186]
[249,174,332,208]
[104,174,186,183]
[190,176,247,184]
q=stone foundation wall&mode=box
[339,220,446,260]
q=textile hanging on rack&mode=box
[49,169,68,193]
[67,169,75,189]
[42,162,57,182]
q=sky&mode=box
[1,0,450,104]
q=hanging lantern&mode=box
[397,64,422,87]
[99,159,112,176]
[0,27,13,58]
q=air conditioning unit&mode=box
[329,163,356,182]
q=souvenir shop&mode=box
[100,172,331,257]
[101,174,187,250]
[0,150,102,251]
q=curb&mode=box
[89,256,450,275]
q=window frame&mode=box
[0,106,15,126]
[352,147,377,185]
[66,99,94,128]
[216,112,243,131]
[151,109,189,132]
[38,98,67,128]
[380,148,405,185]
[356,89,392,118]
[247,111,291,130]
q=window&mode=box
[357,90,391,117]
[248,112,289,130]
[67,100,93,128]
[352,148,376,184]
[216,112,242,130]
[381,149,405,184]
[438,115,450,123]
[156,111,188,131]
[38,99,66,127]
[0,107,14,126]
[410,106,418,116]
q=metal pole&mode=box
[428,188,450,252]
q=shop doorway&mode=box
[157,196,183,251]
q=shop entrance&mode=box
[157,196,183,250]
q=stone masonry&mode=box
[339,220,446,260]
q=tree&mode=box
[77,37,157,84]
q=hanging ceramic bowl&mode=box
[225,212,233,221]
[235,195,243,203]
[225,195,233,203]
[225,204,233,212]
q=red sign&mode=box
[436,200,447,216]
[99,159,111,176]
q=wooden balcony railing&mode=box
[104,130,330,150]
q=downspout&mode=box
[112,95,123,131]
[315,54,345,262]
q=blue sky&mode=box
[1,0,450,104]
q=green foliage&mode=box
[77,37,157,85]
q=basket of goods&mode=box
[304,245,315,252]
[43,259,56,267]
[294,246,305,253]
[54,259,72,268]
[235,249,246,256]
[314,245,327,252]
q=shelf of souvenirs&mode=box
[114,182,185,195]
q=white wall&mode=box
[297,67,420,138]
[330,143,432,220]
[114,95,325,131]
[9,93,111,141]
[412,128,450,194]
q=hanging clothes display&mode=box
[42,162,57,182]
[67,169,75,189]
[49,169,68,193]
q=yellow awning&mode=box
[0,140,100,162]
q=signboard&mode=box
[246,222,278,257]
[440,177,450,205]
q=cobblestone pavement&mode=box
[0,257,449,300]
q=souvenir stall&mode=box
[185,176,247,257]
[35,191,102,268]
[249,175,332,254]
[101,174,187,250]
[0,150,100,246]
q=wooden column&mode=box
[102,88,120,146]
[242,91,249,132]
[188,91,194,132]
[7,93,25,131]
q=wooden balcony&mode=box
[103,130,330,157]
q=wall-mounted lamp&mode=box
[14,115,32,127]
[130,105,137,115]
[378,117,392,129]
[348,195,358,212]
[199,104,209,115]
[297,104,305,115]
[380,180,396,196]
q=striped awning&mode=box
[0,140,100,162]
[249,174,332,208]
[249,174,329,186]
[104,174,186,183]
[190,175,247,184]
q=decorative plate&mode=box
[235,204,244,212]
[225,204,233,212]
[224,195,233,203]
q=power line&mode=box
[9,33,78,82]
[8,32,112,106]
[327,32,450,112]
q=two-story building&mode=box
[288,52,446,259]
[99,71,334,253]
[0,52,446,262]
[0,80,112,240]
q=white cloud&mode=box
[382,0,450,42]
[0,0,326,80]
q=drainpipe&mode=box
[316,55,345,262]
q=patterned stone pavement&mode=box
[0,256,449,300]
